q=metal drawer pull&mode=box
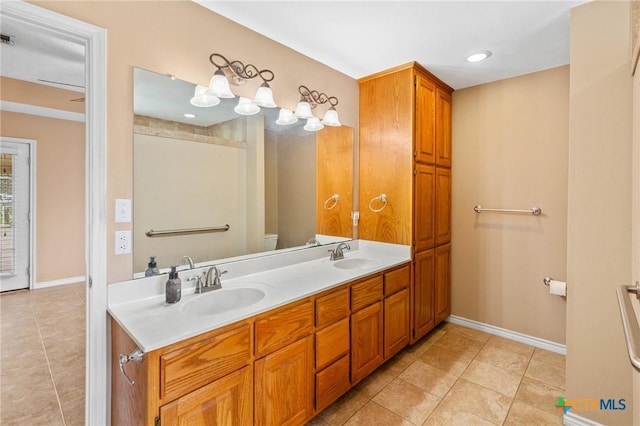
[616,284,640,371]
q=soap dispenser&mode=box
[165,266,181,304]
[144,255,159,277]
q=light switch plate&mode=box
[115,199,132,223]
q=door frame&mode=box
[0,137,36,290]
[0,1,108,424]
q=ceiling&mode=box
[0,0,588,118]
[195,0,588,89]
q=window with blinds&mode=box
[0,154,15,275]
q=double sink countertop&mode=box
[108,240,411,353]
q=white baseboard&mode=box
[446,315,566,355]
[563,411,603,426]
[34,275,86,289]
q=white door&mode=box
[0,139,32,292]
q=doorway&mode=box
[0,138,33,292]
[0,2,107,424]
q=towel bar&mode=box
[145,225,230,238]
[473,205,541,216]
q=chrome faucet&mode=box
[199,265,226,293]
[181,255,195,269]
[329,242,351,261]
[306,237,319,246]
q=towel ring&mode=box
[323,194,339,210]
[369,193,387,213]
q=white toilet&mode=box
[264,233,278,251]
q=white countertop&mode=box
[108,240,410,352]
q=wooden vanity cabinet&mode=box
[254,300,314,426]
[314,288,351,411]
[111,262,413,426]
[383,265,411,359]
[358,62,453,344]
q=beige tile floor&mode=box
[310,322,566,426]
[0,283,85,426]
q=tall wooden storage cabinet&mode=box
[358,62,453,343]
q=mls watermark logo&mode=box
[556,396,626,413]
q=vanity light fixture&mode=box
[209,53,277,112]
[295,85,341,128]
[275,108,298,125]
[190,84,220,107]
[303,117,324,132]
[466,50,492,63]
[234,96,261,116]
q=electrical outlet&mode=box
[115,231,131,255]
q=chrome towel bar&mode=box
[616,284,640,371]
[145,225,230,238]
[474,205,542,216]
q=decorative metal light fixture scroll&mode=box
[293,84,342,131]
[190,53,277,115]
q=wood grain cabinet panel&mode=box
[413,249,435,342]
[415,75,437,165]
[384,265,411,296]
[435,244,451,323]
[315,355,350,412]
[351,276,383,312]
[351,301,384,384]
[435,168,452,246]
[414,164,436,251]
[315,288,349,328]
[255,300,313,358]
[316,318,350,370]
[159,366,252,426]
[316,126,354,239]
[255,336,314,426]
[384,288,410,359]
[160,323,251,402]
[435,88,452,168]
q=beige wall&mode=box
[567,1,634,424]
[34,0,359,283]
[451,66,569,344]
[1,77,85,284]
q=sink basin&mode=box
[332,258,380,270]
[180,287,266,316]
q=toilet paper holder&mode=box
[543,277,553,286]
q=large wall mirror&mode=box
[132,68,353,277]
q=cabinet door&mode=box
[414,164,436,251]
[351,302,383,384]
[384,288,410,358]
[415,75,436,164]
[435,244,451,323]
[435,168,452,246]
[255,336,314,426]
[413,249,435,342]
[435,88,452,168]
[160,366,252,426]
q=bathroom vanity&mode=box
[109,240,411,425]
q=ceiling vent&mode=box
[0,34,15,46]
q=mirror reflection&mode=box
[132,68,353,277]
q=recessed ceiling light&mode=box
[466,50,492,63]
[184,113,196,118]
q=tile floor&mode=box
[310,322,566,426]
[0,284,565,426]
[0,283,85,426]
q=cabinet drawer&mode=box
[160,323,250,402]
[351,276,383,312]
[255,300,314,358]
[315,355,350,412]
[384,264,410,296]
[316,288,349,328]
[316,318,349,370]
